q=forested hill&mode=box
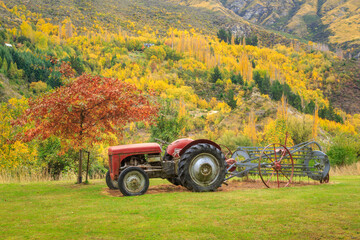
[0,0,252,35]
[1,0,358,55]
[0,0,359,177]
[0,0,359,113]
[0,0,359,112]
[0,0,303,48]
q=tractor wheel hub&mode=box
[124,173,144,192]
[189,153,221,186]
[200,163,212,176]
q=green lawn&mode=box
[0,176,359,239]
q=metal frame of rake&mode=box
[225,136,330,188]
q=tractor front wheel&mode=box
[178,143,226,192]
[118,167,149,196]
[106,171,118,189]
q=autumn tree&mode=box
[243,109,257,145]
[263,96,294,146]
[0,98,37,170]
[312,104,319,139]
[15,74,158,183]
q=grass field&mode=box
[0,176,359,239]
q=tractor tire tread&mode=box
[178,143,226,192]
[118,167,149,196]
[106,170,118,190]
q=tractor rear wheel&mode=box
[178,143,226,192]
[106,171,118,189]
[118,167,149,196]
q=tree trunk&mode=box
[78,149,83,183]
[85,151,90,182]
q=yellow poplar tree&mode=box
[243,110,257,145]
[312,104,319,139]
[0,98,37,170]
[263,96,294,145]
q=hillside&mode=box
[222,0,360,57]
[0,0,306,49]
[0,0,359,179]
[0,74,22,102]
[328,59,360,114]
[0,0,251,35]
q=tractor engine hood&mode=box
[108,143,162,155]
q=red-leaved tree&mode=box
[15,74,158,183]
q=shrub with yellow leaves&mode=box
[0,98,37,170]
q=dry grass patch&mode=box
[330,161,360,176]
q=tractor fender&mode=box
[166,138,194,158]
[179,139,222,157]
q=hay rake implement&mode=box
[225,137,330,188]
[107,135,330,196]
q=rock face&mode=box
[229,22,252,36]
[224,0,295,27]
[221,0,360,55]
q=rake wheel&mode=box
[304,150,330,181]
[258,143,294,188]
[219,144,233,159]
[320,173,330,184]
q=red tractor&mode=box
[106,138,227,196]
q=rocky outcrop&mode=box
[228,22,253,36]
[224,0,295,27]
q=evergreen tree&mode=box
[253,70,261,86]
[245,35,258,46]
[305,100,315,115]
[8,62,19,79]
[217,28,228,43]
[226,89,237,109]
[253,70,270,94]
[261,75,271,94]
[217,28,232,43]
[0,29,6,45]
[230,72,243,85]
[211,65,222,83]
[0,45,13,65]
[1,58,8,73]
[288,93,302,111]
[251,35,258,46]
[69,56,85,75]
[234,36,241,45]
[318,105,343,123]
[270,80,283,101]
[282,83,292,96]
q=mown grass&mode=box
[0,176,359,239]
